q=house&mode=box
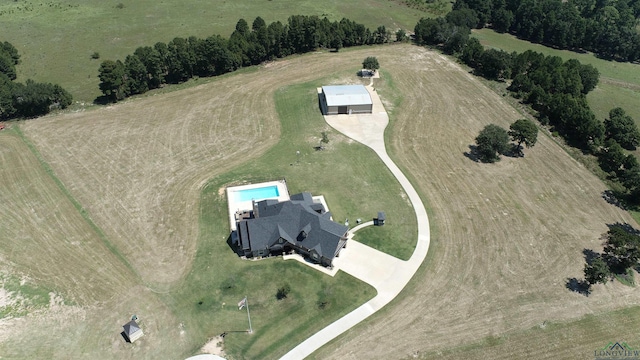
[235,192,348,267]
[320,85,373,115]
[122,320,144,343]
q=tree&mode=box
[492,8,514,33]
[0,54,16,80]
[604,107,640,150]
[362,56,380,72]
[508,119,538,156]
[584,255,610,285]
[98,60,127,101]
[598,139,626,175]
[459,37,484,67]
[134,46,164,89]
[124,54,148,95]
[395,28,407,42]
[603,224,640,272]
[446,8,479,29]
[578,63,599,94]
[0,41,20,65]
[475,124,510,162]
[477,48,512,80]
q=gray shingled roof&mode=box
[239,193,348,261]
[123,320,141,336]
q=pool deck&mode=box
[226,180,289,231]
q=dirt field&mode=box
[9,44,640,358]
[310,46,640,359]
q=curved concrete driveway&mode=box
[280,85,431,359]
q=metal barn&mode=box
[321,85,373,115]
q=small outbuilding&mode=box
[320,85,373,115]
[374,211,386,226]
[123,320,144,343]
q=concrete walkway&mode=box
[280,85,431,359]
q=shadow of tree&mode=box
[503,143,523,158]
[565,277,591,296]
[602,190,628,210]
[93,94,114,105]
[606,222,640,236]
[583,248,600,265]
[463,144,480,162]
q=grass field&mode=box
[1,0,427,103]
[5,46,420,359]
[472,29,640,124]
[306,45,640,360]
[419,305,640,359]
[5,40,640,358]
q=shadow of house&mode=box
[122,320,143,343]
[235,192,348,267]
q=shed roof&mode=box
[123,320,141,336]
[322,85,372,107]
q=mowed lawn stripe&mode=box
[0,127,134,304]
[14,126,138,279]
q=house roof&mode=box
[238,193,348,261]
[123,320,141,336]
[322,85,372,107]
[377,211,386,220]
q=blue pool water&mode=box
[236,185,280,201]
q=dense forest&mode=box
[452,0,640,61]
[98,15,390,102]
[414,11,640,205]
[0,41,72,120]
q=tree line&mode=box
[415,13,640,206]
[98,15,391,102]
[452,0,640,61]
[0,41,72,120]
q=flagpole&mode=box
[245,295,253,333]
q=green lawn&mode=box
[587,82,640,124]
[473,29,640,87]
[2,0,427,103]
[161,78,416,359]
[472,29,640,126]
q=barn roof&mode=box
[322,85,372,107]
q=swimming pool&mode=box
[235,185,280,202]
